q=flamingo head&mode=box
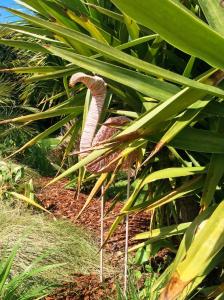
[69,72,107,96]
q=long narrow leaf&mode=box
[0,107,83,124]
[8,114,76,158]
[8,192,50,213]
[112,0,224,69]
[105,167,205,244]
[199,0,224,35]
[160,202,224,299]
[44,45,179,101]
[4,7,224,96]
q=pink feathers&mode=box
[70,73,137,174]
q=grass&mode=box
[114,268,160,300]
[0,202,113,285]
[0,243,60,300]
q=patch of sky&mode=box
[0,0,30,23]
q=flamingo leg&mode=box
[124,168,131,295]
[100,183,104,283]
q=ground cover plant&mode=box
[0,0,224,299]
[0,242,60,300]
[0,201,106,283]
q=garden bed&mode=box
[36,177,151,299]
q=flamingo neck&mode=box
[80,92,106,156]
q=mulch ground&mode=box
[35,177,151,300]
[45,275,116,300]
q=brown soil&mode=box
[35,177,150,300]
[46,274,116,300]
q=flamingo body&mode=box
[70,72,136,288]
[88,116,136,173]
[69,73,137,174]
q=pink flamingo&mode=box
[69,72,137,292]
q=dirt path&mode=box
[35,177,150,299]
